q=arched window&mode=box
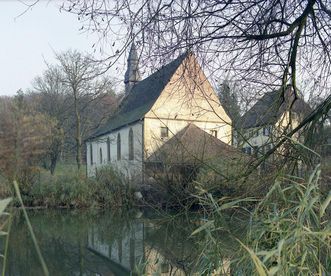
[90,143,93,164]
[117,133,121,160]
[107,137,111,162]
[128,128,134,160]
[99,148,103,164]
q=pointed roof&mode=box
[124,42,140,89]
[147,124,246,164]
[90,52,189,139]
[240,87,311,129]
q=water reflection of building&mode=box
[87,220,190,275]
[88,222,144,273]
[4,211,232,275]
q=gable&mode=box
[147,124,243,164]
[240,87,311,129]
[90,53,188,139]
[146,53,231,125]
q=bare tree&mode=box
[61,1,330,97]
[0,92,57,184]
[32,50,118,171]
[60,0,331,171]
[217,80,241,126]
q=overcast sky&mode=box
[0,0,115,96]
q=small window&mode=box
[263,126,270,136]
[161,263,170,273]
[253,146,259,157]
[117,133,121,160]
[210,130,218,138]
[263,126,272,136]
[246,147,252,155]
[107,137,111,162]
[128,128,134,160]
[265,144,272,152]
[99,148,103,164]
[161,127,169,138]
[90,143,93,164]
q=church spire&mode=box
[124,42,140,94]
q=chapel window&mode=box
[99,148,103,164]
[161,127,169,138]
[117,133,121,160]
[90,143,93,164]
[107,137,111,162]
[129,128,134,160]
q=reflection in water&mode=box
[1,210,237,275]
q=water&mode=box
[1,209,241,275]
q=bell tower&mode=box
[124,42,140,94]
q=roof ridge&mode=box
[89,51,190,139]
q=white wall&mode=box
[144,118,231,158]
[144,53,232,158]
[86,121,143,181]
[238,126,273,156]
[239,111,301,156]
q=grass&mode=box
[0,163,137,209]
[0,197,12,276]
[192,164,331,275]
[13,181,49,275]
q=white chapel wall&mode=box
[86,121,143,181]
[144,54,232,158]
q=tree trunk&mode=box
[74,91,82,171]
[50,155,58,175]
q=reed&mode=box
[192,165,331,275]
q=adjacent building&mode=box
[236,86,311,157]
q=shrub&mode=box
[11,165,138,209]
[94,166,136,208]
[193,165,331,275]
[195,157,268,198]
[29,172,92,207]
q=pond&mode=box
[1,209,244,275]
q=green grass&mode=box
[1,163,136,209]
[52,162,86,177]
[192,165,331,275]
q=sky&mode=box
[0,0,117,96]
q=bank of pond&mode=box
[0,164,330,275]
[1,209,242,275]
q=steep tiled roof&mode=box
[147,124,246,164]
[90,52,188,139]
[240,87,311,129]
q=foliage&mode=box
[0,197,12,276]
[195,157,265,198]
[13,181,49,276]
[193,165,331,275]
[94,166,136,208]
[28,50,119,171]
[3,165,137,209]
[28,173,92,208]
[0,93,60,184]
[217,80,241,126]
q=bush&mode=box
[7,165,137,209]
[29,173,92,207]
[94,166,136,208]
[195,157,269,198]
